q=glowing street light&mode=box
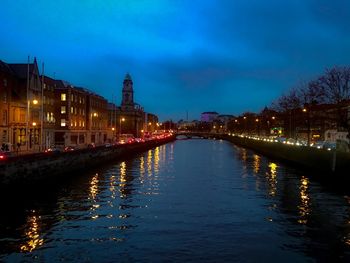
[119,117,125,137]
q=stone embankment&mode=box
[0,136,175,186]
[221,134,350,179]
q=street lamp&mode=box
[119,117,125,137]
[26,98,40,152]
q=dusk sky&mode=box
[1,0,349,121]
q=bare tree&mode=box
[318,66,350,145]
[319,66,350,104]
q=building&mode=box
[145,113,159,133]
[85,88,108,145]
[53,81,88,147]
[201,112,218,122]
[117,73,145,138]
[42,76,57,149]
[7,58,42,152]
[0,60,13,149]
[107,102,118,142]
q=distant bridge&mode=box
[175,131,225,139]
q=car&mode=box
[135,138,145,143]
[44,147,62,154]
[312,141,326,149]
[323,142,336,151]
[0,150,12,160]
[64,146,76,152]
[119,134,135,144]
[88,143,96,148]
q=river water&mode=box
[1,138,350,262]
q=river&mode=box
[1,138,350,262]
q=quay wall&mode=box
[0,137,175,185]
[219,135,350,179]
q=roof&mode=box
[8,63,35,79]
[201,111,218,115]
[0,60,15,75]
[42,75,57,86]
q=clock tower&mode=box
[121,73,134,111]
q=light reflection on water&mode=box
[1,140,350,262]
[20,210,44,253]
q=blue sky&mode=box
[1,0,350,121]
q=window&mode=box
[50,112,54,122]
[71,94,74,102]
[74,121,77,127]
[20,113,25,122]
[74,108,77,114]
[79,120,81,127]
[61,93,66,101]
[3,92,7,103]
[82,121,85,127]
[2,110,7,125]
[47,112,50,122]
[61,106,66,114]
[3,79,7,87]
[71,107,74,114]
[82,109,85,116]
[79,97,82,104]
[60,119,66,127]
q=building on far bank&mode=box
[7,58,42,152]
[145,113,159,133]
[116,73,145,138]
[53,80,88,147]
[201,111,218,122]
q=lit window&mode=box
[50,112,54,122]
[82,121,85,127]
[47,112,50,121]
[71,107,74,114]
[71,121,73,127]
[61,93,66,101]
[60,119,66,127]
[61,106,66,114]
[79,120,81,127]
[71,94,74,102]
[74,121,77,127]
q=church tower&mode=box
[121,73,134,111]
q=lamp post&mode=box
[119,117,125,137]
[303,107,311,146]
[26,98,39,152]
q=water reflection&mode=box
[20,210,44,252]
[267,162,278,197]
[89,173,100,220]
[253,154,261,174]
[298,176,311,225]
[147,150,153,177]
[1,141,350,262]
[154,146,160,174]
